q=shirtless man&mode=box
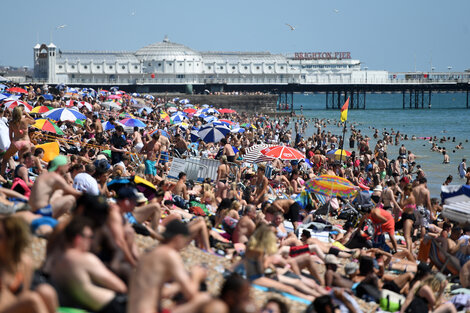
[412,177,432,238]
[407,150,416,163]
[220,138,235,163]
[174,134,188,158]
[128,219,211,313]
[132,127,144,152]
[157,130,171,171]
[270,198,302,230]
[29,155,82,219]
[253,164,269,206]
[50,217,127,313]
[141,133,161,160]
[92,116,104,144]
[173,172,189,201]
[232,205,257,244]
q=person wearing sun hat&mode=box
[29,155,82,219]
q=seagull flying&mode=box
[333,9,340,13]
[56,25,67,29]
[285,23,295,31]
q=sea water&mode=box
[289,92,470,197]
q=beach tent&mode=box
[441,185,470,223]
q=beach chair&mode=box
[421,236,461,275]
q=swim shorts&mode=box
[284,202,301,223]
[36,204,53,217]
[31,217,58,233]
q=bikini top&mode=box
[404,204,416,210]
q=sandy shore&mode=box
[27,234,382,313]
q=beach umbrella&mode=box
[219,119,234,126]
[219,108,237,114]
[167,107,178,113]
[190,130,199,142]
[32,119,64,135]
[203,115,218,123]
[170,114,187,124]
[183,108,196,114]
[174,122,190,131]
[0,93,10,101]
[7,87,27,94]
[101,101,121,109]
[305,175,357,199]
[3,99,32,112]
[202,104,210,108]
[230,127,245,133]
[77,101,92,111]
[119,118,146,128]
[107,177,132,192]
[183,104,194,108]
[241,123,257,129]
[260,146,305,160]
[30,106,53,114]
[201,108,219,115]
[65,100,76,107]
[197,122,230,143]
[42,94,54,101]
[0,84,6,91]
[172,97,179,102]
[179,99,190,104]
[107,94,122,99]
[326,149,352,161]
[137,107,153,114]
[160,112,170,123]
[134,175,157,201]
[102,121,115,131]
[44,108,86,121]
[118,112,134,119]
[243,144,276,164]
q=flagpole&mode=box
[340,121,346,164]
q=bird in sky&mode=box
[56,25,67,29]
[131,11,136,16]
[333,9,340,13]
[285,23,295,31]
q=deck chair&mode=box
[424,236,461,275]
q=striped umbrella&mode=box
[243,144,276,164]
[160,113,170,123]
[190,130,199,142]
[170,114,187,124]
[77,101,92,111]
[32,119,64,135]
[44,108,87,121]
[118,112,134,118]
[3,99,33,112]
[201,108,219,115]
[65,100,76,107]
[305,175,357,199]
[260,146,305,160]
[326,149,352,161]
[102,121,115,131]
[119,118,146,128]
[31,106,53,114]
[197,122,230,143]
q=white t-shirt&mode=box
[73,173,99,195]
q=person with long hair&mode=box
[1,107,35,175]
[0,216,58,313]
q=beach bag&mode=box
[380,289,406,312]
[11,177,31,198]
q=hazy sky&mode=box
[2,0,469,72]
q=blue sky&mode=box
[2,0,469,72]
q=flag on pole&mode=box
[340,97,350,122]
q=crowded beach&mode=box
[0,83,470,313]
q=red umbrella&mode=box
[183,108,196,114]
[3,100,32,112]
[219,119,234,125]
[260,145,305,160]
[219,108,236,114]
[7,87,28,94]
[65,100,76,107]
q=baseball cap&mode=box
[116,187,139,200]
[94,159,111,174]
[324,254,340,265]
[162,219,190,239]
[344,262,359,275]
[48,155,68,172]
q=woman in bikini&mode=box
[216,155,230,200]
[400,183,417,256]
[1,107,35,176]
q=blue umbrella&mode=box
[43,94,54,101]
[202,104,210,108]
[44,108,86,121]
[231,127,245,133]
[201,108,219,115]
[203,115,218,123]
[0,84,7,91]
[0,93,10,101]
[190,130,200,142]
[197,122,230,143]
[138,107,153,114]
[179,99,190,104]
[119,118,146,128]
[102,121,115,131]
[172,97,179,102]
[183,103,194,108]
[170,114,187,124]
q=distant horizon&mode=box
[1,0,469,72]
